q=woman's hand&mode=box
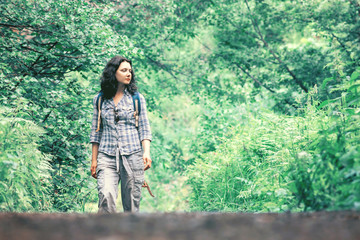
[143,152,152,171]
[91,160,97,179]
[142,139,151,171]
[91,143,99,179]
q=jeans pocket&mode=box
[126,151,144,172]
[97,152,116,170]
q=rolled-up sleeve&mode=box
[138,94,152,142]
[90,95,102,144]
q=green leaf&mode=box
[322,77,333,89]
[317,98,337,109]
[350,71,360,84]
[348,84,360,93]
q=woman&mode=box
[90,56,152,213]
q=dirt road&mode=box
[0,211,359,240]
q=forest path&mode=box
[0,211,359,240]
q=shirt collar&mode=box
[124,88,130,96]
[104,89,131,108]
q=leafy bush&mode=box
[187,110,307,212]
[292,68,360,210]
[187,69,360,212]
[0,106,52,211]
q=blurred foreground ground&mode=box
[0,211,359,240]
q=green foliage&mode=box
[187,110,300,212]
[141,171,190,212]
[187,69,360,212]
[140,94,199,211]
[195,0,360,112]
[1,0,359,213]
[0,72,98,211]
[0,0,132,78]
[0,107,52,211]
[292,68,360,210]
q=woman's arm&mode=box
[90,95,102,179]
[142,139,151,171]
[138,94,152,143]
[91,143,99,179]
[137,94,152,171]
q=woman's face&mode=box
[115,61,132,85]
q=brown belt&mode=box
[142,181,155,197]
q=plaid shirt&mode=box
[90,89,152,156]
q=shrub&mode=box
[187,69,360,212]
[0,106,52,211]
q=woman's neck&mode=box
[116,84,125,94]
[113,84,125,106]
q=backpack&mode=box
[95,91,141,132]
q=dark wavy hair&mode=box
[100,56,138,99]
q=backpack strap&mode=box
[95,91,104,132]
[132,92,141,128]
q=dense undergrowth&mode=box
[187,71,360,212]
[0,108,52,211]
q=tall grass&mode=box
[0,106,52,211]
[187,69,360,212]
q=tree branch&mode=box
[234,62,275,93]
[196,36,297,109]
[145,56,181,81]
[244,0,308,93]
